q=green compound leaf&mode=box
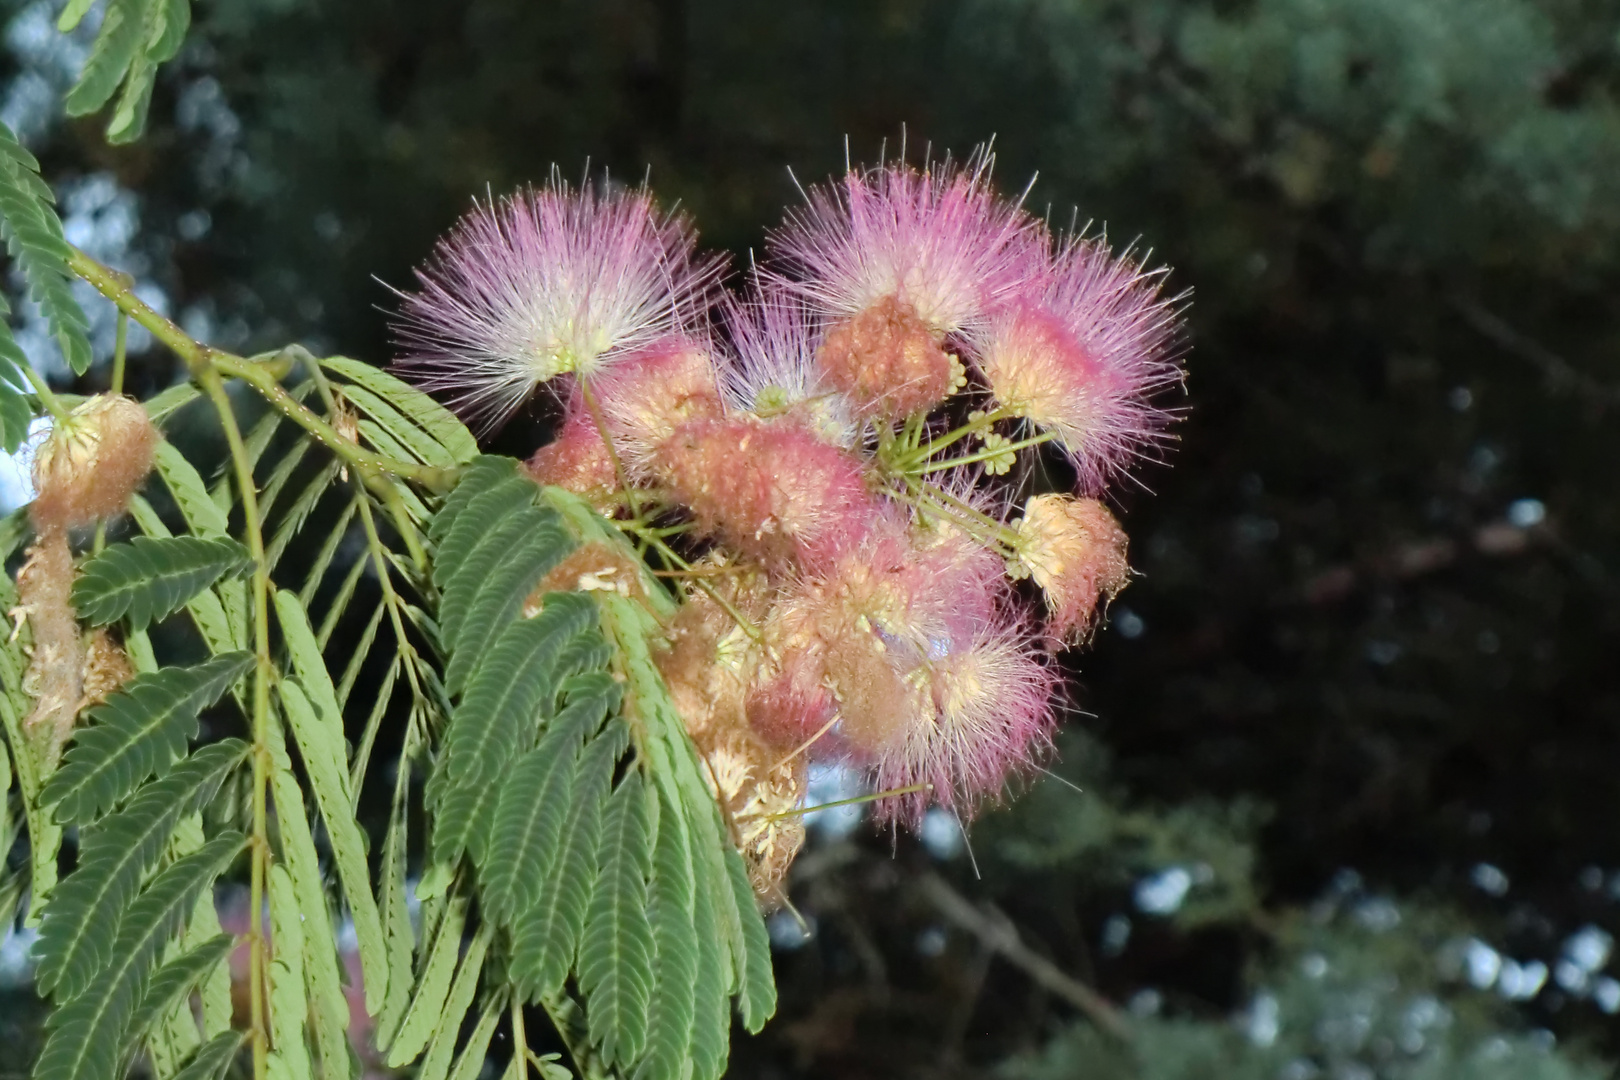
[169,1031,245,1080]
[266,864,312,1080]
[269,737,354,1080]
[438,504,553,646]
[375,794,416,1049]
[63,0,194,143]
[510,722,626,1002]
[63,0,143,115]
[479,674,619,930]
[279,679,388,1016]
[429,592,599,867]
[0,294,35,454]
[33,740,247,1001]
[0,121,91,374]
[445,1000,502,1080]
[726,845,778,1033]
[126,496,241,664]
[481,730,580,928]
[42,652,252,825]
[442,515,575,696]
[385,896,465,1068]
[428,455,521,553]
[416,925,491,1080]
[634,787,698,1080]
[688,859,731,1080]
[272,590,344,734]
[433,478,545,608]
[322,357,479,465]
[122,934,232,1057]
[32,831,245,1080]
[579,768,656,1070]
[72,536,252,630]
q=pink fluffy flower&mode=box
[972,234,1185,491]
[656,416,878,571]
[594,336,726,474]
[1014,494,1132,645]
[866,618,1056,827]
[721,284,856,447]
[392,176,724,430]
[525,390,616,500]
[769,151,1044,417]
[765,518,1054,824]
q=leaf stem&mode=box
[509,999,528,1079]
[351,490,426,792]
[111,310,127,394]
[198,365,273,1080]
[643,533,763,643]
[93,313,129,554]
[760,782,932,820]
[20,363,68,423]
[891,405,1013,469]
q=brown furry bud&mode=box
[31,394,159,534]
[13,532,83,763]
[80,628,135,707]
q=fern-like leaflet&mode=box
[72,536,253,631]
[0,120,92,382]
[41,653,252,825]
[33,739,248,1001]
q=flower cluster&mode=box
[394,152,1185,895]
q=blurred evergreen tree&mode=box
[3,0,1619,1075]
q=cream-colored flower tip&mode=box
[30,394,159,534]
[1015,494,1131,644]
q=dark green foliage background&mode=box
[6,0,1620,1076]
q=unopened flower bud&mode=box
[30,394,159,534]
[1014,494,1131,643]
[816,295,957,417]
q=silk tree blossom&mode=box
[769,153,1044,417]
[1014,494,1132,644]
[595,335,726,475]
[973,233,1185,491]
[722,285,857,447]
[866,618,1056,826]
[656,415,879,572]
[525,390,616,502]
[391,177,724,430]
[396,147,1186,866]
[764,518,1053,825]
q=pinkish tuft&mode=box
[866,618,1057,827]
[593,335,726,475]
[656,416,878,572]
[722,283,856,446]
[972,233,1185,491]
[526,391,617,501]
[1014,493,1132,645]
[767,517,1054,825]
[391,175,725,430]
[814,294,963,419]
[769,150,1044,336]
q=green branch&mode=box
[198,366,273,1080]
[66,248,460,493]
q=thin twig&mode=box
[918,872,1134,1042]
[1449,292,1620,408]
